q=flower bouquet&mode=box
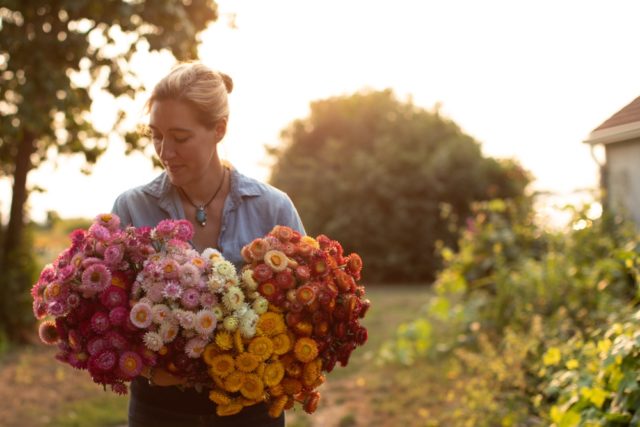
[128,219,263,386]
[203,225,370,417]
[31,214,155,394]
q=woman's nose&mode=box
[157,139,175,160]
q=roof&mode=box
[584,95,640,145]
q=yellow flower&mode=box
[268,395,288,419]
[216,402,243,417]
[263,362,285,387]
[272,334,291,356]
[215,331,233,351]
[249,336,274,361]
[209,390,231,406]
[301,236,319,249]
[224,371,245,393]
[294,337,319,363]
[209,355,235,378]
[203,344,219,365]
[236,353,260,373]
[542,347,561,367]
[240,373,265,400]
[257,312,285,337]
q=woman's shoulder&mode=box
[232,169,291,204]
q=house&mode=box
[584,96,640,225]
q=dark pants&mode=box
[129,396,285,427]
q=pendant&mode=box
[196,206,207,227]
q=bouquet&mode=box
[203,225,370,417]
[31,214,155,394]
[128,219,263,386]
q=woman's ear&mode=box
[214,118,228,143]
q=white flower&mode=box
[174,309,196,330]
[195,309,217,335]
[239,310,259,338]
[202,248,223,263]
[151,304,172,324]
[241,269,258,290]
[234,303,250,319]
[159,322,179,343]
[211,305,224,320]
[223,316,238,332]
[143,331,163,351]
[222,286,244,311]
[130,302,153,328]
[207,275,225,293]
[185,337,207,358]
[252,297,269,315]
[214,260,236,279]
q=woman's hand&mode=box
[142,367,187,387]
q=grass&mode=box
[47,396,128,427]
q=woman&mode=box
[112,62,304,427]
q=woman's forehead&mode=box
[149,99,199,129]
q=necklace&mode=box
[179,168,226,227]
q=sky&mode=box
[2,0,640,225]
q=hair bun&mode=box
[220,72,233,94]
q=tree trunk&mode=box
[2,131,35,262]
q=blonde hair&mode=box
[148,62,233,129]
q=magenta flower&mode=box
[88,223,111,241]
[109,306,128,326]
[155,219,177,240]
[106,330,127,349]
[47,300,67,317]
[87,337,108,356]
[90,311,110,334]
[90,349,117,373]
[100,286,127,309]
[67,351,89,369]
[118,351,143,378]
[68,329,82,351]
[111,382,128,395]
[104,244,124,266]
[174,219,194,241]
[67,293,80,308]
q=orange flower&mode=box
[257,312,285,337]
[209,355,235,378]
[234,329,245,354]
[281,378,303,395]
[240,373,264,400]
[268,395,288,418]
[294,338,319,363]
[286,361,302,378]
[209,390,231,406]
[303,391,321,414]
[303,359,321,387]
[248,336,274,361]
[203,344,219,365]
[272,225,294,242]
[235,353,260,373]
[272,334,291,355]
[223,371,245,393]
[294,321,313,337]
[263,362,285,387]
[268,383,284,397]
[216,402,243,417]
[215,331,233,351]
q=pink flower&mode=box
[155,219,177,240]
[199,292,217,308]
[87,337,108,356]
[95,213,121,232]
[162,281,183,300]
[89,349,117,373]
[33,300,47,319]
[57,265,76,282]
[100,286,127,309]
[109,307,128,326]
[104,244,124,266]
[253,263,273,282]
[69,229,87,246]
[185,337,207,358]
[106,331,127,349]
[67,351,89,369]
[159,322,178,343]
[66,293,80,308]
[88,223,111,241]
[180,288,201,309]
[81,263,111,293]
[118,351,143,378]
[194,309,217,335]
[179,263,200,287]
[129,302,153,328]
[47,300,67,317]
[160,259,180,280]
[90,311,110,334]
[146,283,165,303]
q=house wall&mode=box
[606,137,640,225]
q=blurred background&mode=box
[2,1,640,426]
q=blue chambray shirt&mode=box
[111,167,305,267]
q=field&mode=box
[1,285,443,427]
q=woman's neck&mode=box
[180,162,226,204]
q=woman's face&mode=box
[149,99,225,187]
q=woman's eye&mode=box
[174,136,190,143]
[151,134,162,143]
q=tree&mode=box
[270,90,530,282]
[0,0,218,342]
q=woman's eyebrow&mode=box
[148,125,193,132]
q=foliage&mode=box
[0,0,218,342]
[269,89,530,282]
[380,200,640,425]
